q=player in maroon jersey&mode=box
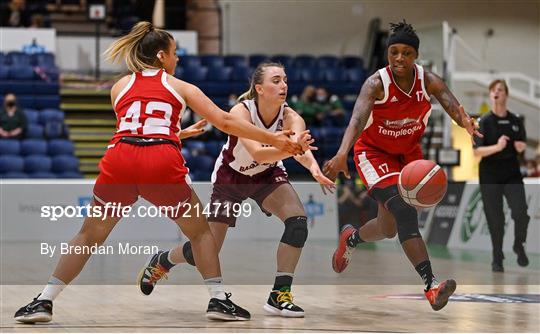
[14,22,305,324]
[324,20,482,311]
[136,62,335,318]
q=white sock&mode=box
[204,277,226,300]
[38,276,66,301]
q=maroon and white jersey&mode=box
[354,64,432,155]
[110,68,186,145]
[212,99,286,179]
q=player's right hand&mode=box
[297,130,317,153]
[323,153,350,181]
[272,130,303,155]
[497,135,509,151]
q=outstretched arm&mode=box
[173,78,303,155]
[322,73,383,180]
[425,71,482,139]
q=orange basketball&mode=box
[398,159,447,208]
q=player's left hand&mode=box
[323,153,349,181]
[514,140,527,153]
[310,166,336,195]
[460,106,483,139]
[178,119,207,140]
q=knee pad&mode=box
[280,216,308,248]
[182,241,196,266]
[384,190,420,244]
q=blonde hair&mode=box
[238,62,284,102]
[104,21,174,73]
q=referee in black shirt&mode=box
[473,79,530,272]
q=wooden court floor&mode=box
[1,241,539,332]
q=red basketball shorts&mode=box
[353,145,423,191]
[93,142,191,219]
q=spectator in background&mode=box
[290,85,322,126]
[30,13,45,28]
[0,93,28,139]
[473,79,530,272]
[314,87,346,127]
[0,0,31,27]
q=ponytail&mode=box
[104,21,173,73]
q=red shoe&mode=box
[332,224,358,273]
[424,279,457,311]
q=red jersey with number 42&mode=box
[110,68,186,144]
[354,64,432,155]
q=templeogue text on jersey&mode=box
[40,242,159,257]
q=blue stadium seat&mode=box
[2,171,29,178]
[26,124,44,138]
[0,155,24,173]
[8,81,34,94]
[184,140,206,152]
[182,66,208,83]
[322,67,348,82]
[29,172,56,178]
[224,55,247,68]
[347,68,366,84]
[51,155,79,173]
[179,55,201,68]
[342,56,364,69]
[34,96,60,109]
[0,140,21,155]
[205,141,223,157]
[300,68,323,83]
[8,52,31,66]
[24,155,52,173]
[200,55,224,68]
[48,139,75,155]
[249,54,269,67]
[0,66,9,79]
[317,55,341,68]
[20,139,48,155]
[32,53,56,68]
[174,67,183,79]
[57,171,84,179]
[0,52,6,65]
[270,55,293,68]
[321,127,345,142]
[293,55,317,68]
[231,66,253,82]
[44,121,65,139]
[207,67,232,82]
[9,66,35,80]
[45,67,60,82]
[285,68,303,83]
[38,108,64,125]
[33,82,60,95]
[187,154,215,172]
[17,96,34,108]
[191,170,211,181]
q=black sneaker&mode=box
[206,293,250,321]
[14,295,53,323]
[137,251,169,296]
[491,261,504,272]
[513,243,529,267]
[263,287,305,318]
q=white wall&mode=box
[220,0,539,78]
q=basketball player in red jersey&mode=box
[137,62,335,318]
[324,20,482,311]
[14,22,305,324]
